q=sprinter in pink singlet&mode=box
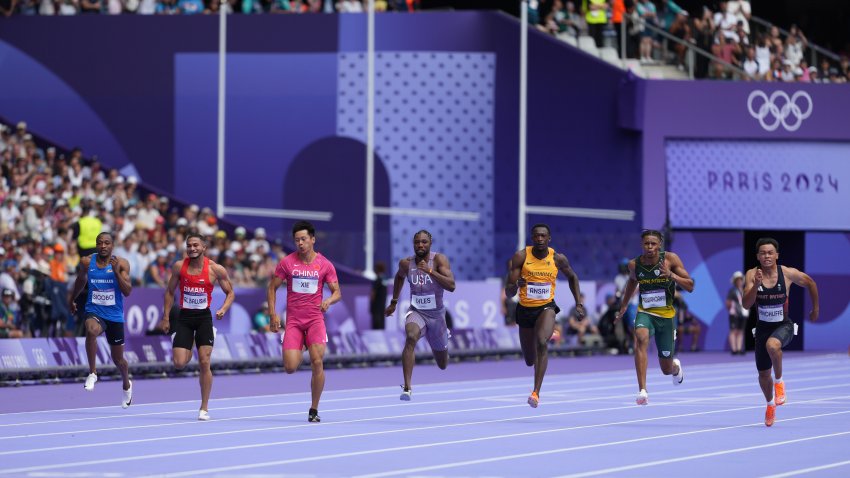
[268,221,341,423]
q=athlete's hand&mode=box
[575,303,586,318]
[69,300,77,315]
[269,313,281,333]
[384,302,397,317]
[160,318,170,334]
[215,308,226,320]
[516,277,527,288]
[753,268,763,287]
[320,299,332,313]
[613,309,625,324]
[110,255,120,270]
[416,260,431,274]
[659,260,671,278]
[809,308,819,322]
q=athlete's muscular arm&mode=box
[384,258,410,317]
[112,256,133,297]
[660,252,694,293]
[422,253,455,292]
[68,255,91,314]
[160,261,182,334]
[555,253,585,318]
[321,282,341,313]
[742,267,761,309]
[615,261,638,323]
[267,275,285,333]
[783,266,820,322]
[212,262,235,320]
[504,250,527,298]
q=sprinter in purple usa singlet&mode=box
[385,230,456,401]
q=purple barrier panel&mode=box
[0,339,32,369]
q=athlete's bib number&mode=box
[182,292,208,310]
[641,290,666,309]
[411,294,437,310]
[525,282,551,300]
[293,278,319,294]
[92,289,116,306]
[758,303,784,322]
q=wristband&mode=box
[390,299,398,304]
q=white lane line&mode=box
[555,431,850,478]
[0,353,841,418]
[3,391,848,475]
[5,359,844,430]
[760,459,850,478]
[353,411,850,478]
[4,371,849,446]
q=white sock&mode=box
[775,378,783,384]
[767,399,775,406]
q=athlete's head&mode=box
[185,233,206,259]
[641,229,664,258]
[95,232,114,259]
[292,220,316,255]
[413,230,432,260]
[756,237,779,268]
[530,223,550,252]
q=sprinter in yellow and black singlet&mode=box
[506,223,584,409]
[616,230,694,406]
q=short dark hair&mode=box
[96,232,113,242]
[186,232,205,244]
[413,230,432,241]
[641,229,664,243]
[292,220,315,237]
[756,237,779,252]
[530,223,550,235]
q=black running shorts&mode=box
[515,302,560,329]
[755,320,795,371]
[173,309,215,350]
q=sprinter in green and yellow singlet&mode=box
[506,223,584,409]
[616,230,694,406]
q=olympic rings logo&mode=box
[747,90,813,132]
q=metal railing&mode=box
[748,14,841,68]
[621,16,755,80]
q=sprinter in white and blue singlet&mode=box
[505,223,584,408]
[743,237,819,427]
[616,230,693,406]
[385,230,456,401]
[161,233,235,421]
[69,232,134,408]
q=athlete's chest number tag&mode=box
[641,289,666,309]
[412,294,437,310]
[92,289,116,306]
[526,282,551,300]
[293,278,319,294]
[182,291,208,309]
[758,303,784,322]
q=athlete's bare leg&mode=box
[519,327,537,366]
[402,322,422,390]
[197,345,213,412]
[532,310,557,393]
[634,327,650,391]
[766,337,783,380]
[110,345,130,390]
[308,343,326,411]
[84,318,103,375]
[283,348,302,374]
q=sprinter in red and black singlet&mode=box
[161,233,235,421]
[743,237,819,427]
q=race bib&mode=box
[758,303,784,322]
[292,277,319,294]
[641,289,666,309]
[91,289,116,306]
[525,282,552,300]
[182,291,208,310]
[411,294,437,310]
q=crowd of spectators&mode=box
[0,120,283,339]
[0,0,418,16]
[528,0,850,83]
